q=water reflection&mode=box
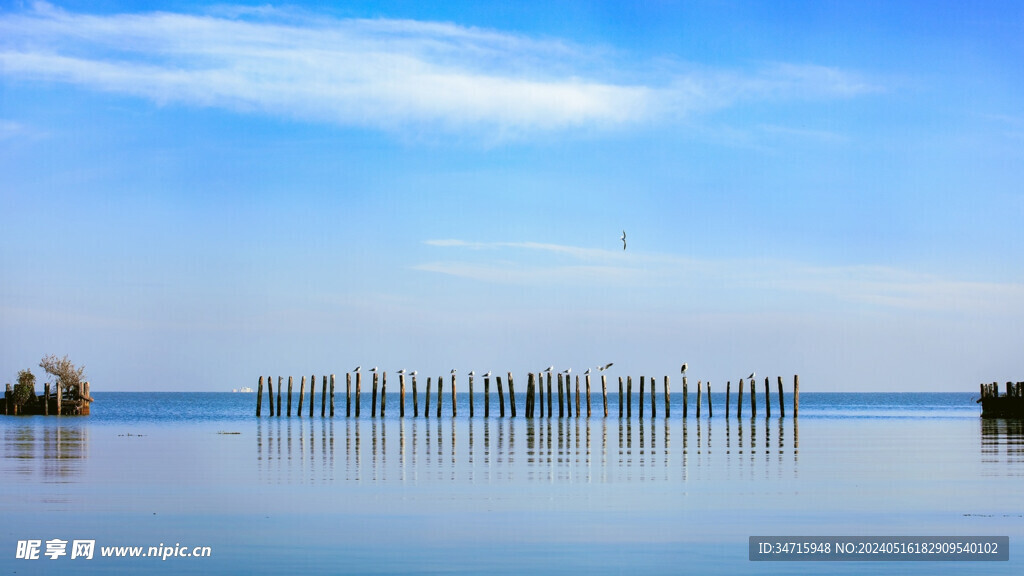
[1,424,88,483]
[256,418,801,484]
[980,419,1024,474]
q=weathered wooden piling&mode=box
[297,376,305,416]
[372,372,378,418]
[682,376,688,418]
[436,375,443,418]
[726,381,731,416]
[469,374,475,417]
[793,374,799,417]
[330,374,335,417]
[664,376,670,418]
[764,377,770,418]
[277,377,283,417]
[627,376,633,417]
[508,372,516,417]
[346,373,352,417]
[309,374,315,418]
[380,372,387,417]
[696,380,702,418]
[526,374,534,417]
[638,376,644,419]
[618,377,624,418]
[650,376,656,418]
[497,376,505,417]
[778,376,784,418]
[288,376,294,417]
[451,373,457,417]
[586,374,592,418]
[55,381,62,416]
[707,382,712,417]
[561,373,569,416]
[412,373,418,417]
[43,383,49,416]
[736,378,743,418]
[575,375,580,417]
[424,377,431,418]
[546,372,553,418]
[257,376,264,416]
[267,376,274,417]
[751,377,757,417]
[5,383,11,416]
[602,374,608,417]
[355,372,361,418]
[399,373,406,418]
[321,375,327,418]
[484,375,490,418]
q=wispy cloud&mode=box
[0,3,877,141]
[419,239,1024,314]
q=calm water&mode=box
[2,392,1022,575]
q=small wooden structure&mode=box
[1,381,92,416]
[979,382,1024,418]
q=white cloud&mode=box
[0,3,877,140]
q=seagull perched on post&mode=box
[544,366,553,373]
[620,230,627,250]
[562,368,571,375]
[681,363,688,374]
[451,368,457,374]
[585,368,592,375]
[410,370,417,376]
[353,366,361,372]
[468,370,475,377]
[369,367,378,373]
[748,372,755,380]
[482,371,492,378]
[397,369,406,375]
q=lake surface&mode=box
[2,392,1022,574]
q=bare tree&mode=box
[39,354,85,398]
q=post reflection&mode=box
[254,417,802,484]
[981,419,1024,472]
[1,425,88,484]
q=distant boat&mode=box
[233,387,254,393]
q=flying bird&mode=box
[620,230,627,251]
[603,362,614,370]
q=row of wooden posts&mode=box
[255,372,800,419]
[980,382,1024,399]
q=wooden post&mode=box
[56,379,62,416]
[627,376,633,418]
[618,377,623,418]
[682,376,688,418]
[497,376,505,417]
[508,372,516,418]
[726,381,731,417]
[707,382,712,418]
[664,376,670,418]
[380,372,386,418]
[267,376,274,417]
[346,374,351,417]
[539,373,545,418]
[330,374,335,418]
[298,376,305,417]
[82,381,90,415]
[546,373,553,418]
[764,377,770,418]
[44,383,50,416]
[650,376,655,418]
[602,374,608,417]
[737,378,743,418]
[425,377,432,418]
[257,376,263,417]
[561,373,569,416]
[451,373,456,417]
[412,374,418,417]
[469,375,475,418]
[288,376,294,417]
[484,376,490,418]
[696,379,702,418]
[277,377,283,417]
[308,374,315,418]
[575,375,580,417]
[321,375,327,418]
[526,374,534,418]
[372,372,378,418]
[400,374,406,418]
[639,376,644,419]
[793,374,799,418]
[355,372,361,418]
[436,375,443,418]
[750,377,757,418]
[778,376,785,418]
[586,374,592,418]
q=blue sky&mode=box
[1,0,1022,391]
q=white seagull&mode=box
[482,371,492,378]
[544,366,554,373]
[681,363,688,374]
[585,368,592,375]
[468,370,476,377]
[562,368,571,375]
[369,366,378,373]
[748,372,755,380]
[620,230,627,250]
[353,366,361,372]
[451,368,457,374]
[410,370,418,376]
[397,369,406,375]
[603,362,614,370]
